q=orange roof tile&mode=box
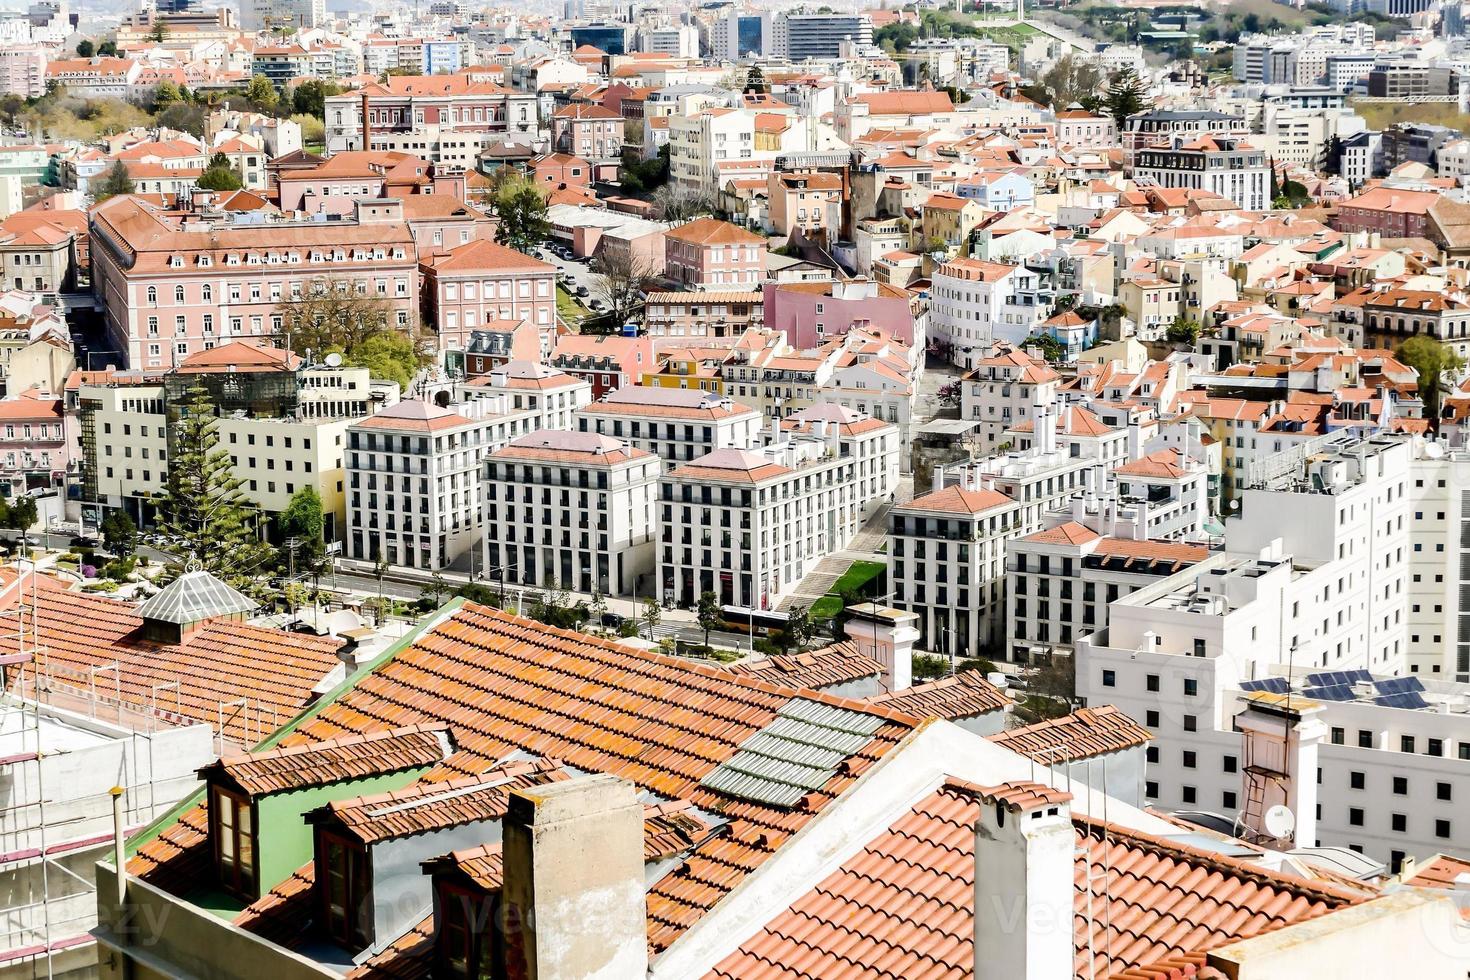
[900,484,1015,515]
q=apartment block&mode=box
[575,386,763,468]
[484,430,659,595]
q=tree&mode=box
[2,496,37,539]
[152,79,181,107]
[743,64,769,94]
[291,78,341,118]
[652,182,714,223]
[696,591,720,648]
[196,151,243,191]
[154,383,274,585]
[157,102,206,138]
[76,39,94,57]
[1398,335,1465,425]
[278,485,324,560]
[641,595,661,640]
[275,280,396,355]
[1024,333,1066,363]
[1040,54,1105,110]
[912,653,950,681]
[93,161,134,202]
[490,170,549,253]
[244,74,278,113]
[591,249,656,327]
[785,604,815,653]
[1103,66,1146,128]
[148,20,168,44]
[1166,315,1201,345]
[343,329,420,392]
[421,572,450,607]
[101,509,136,557]
[97,40,118,57]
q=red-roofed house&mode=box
[549,334,654,398]
[551,102,623,178]
[664,218,767,290]
[419,239,557,366]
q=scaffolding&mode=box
[0,563,206,980]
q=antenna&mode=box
[324,351,343,367]
[1263,804,1296,840]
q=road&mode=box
[536,243,602,324]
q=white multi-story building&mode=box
[1406,444,1470,682]
[575,387,763,469]
[657,409,897,608]
[459,361,591,434]
[1132,137,1271,212]
[930,259,1047,369]
[483,430,659,596]
[0,45,45,98]
[959,346,1060,451]
[888,480,1020,658]
[772,11,872,59]
[639,24,699,57]
[345,399,535,571]
[240,0,324,32]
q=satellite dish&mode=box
[1264,805,1296,839]
[324,352,343,368]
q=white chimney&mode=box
[973,782,1074,980]
[501,775,648,980]
[843,603,920,691]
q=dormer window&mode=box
[169,255,183,268]
[198,255,212,267]
[319,834,372,951]
[211,785,256,898]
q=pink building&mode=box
[549,334,653,398]
[550,103,623,177]
[664,218,767,291]
[1333,186,1437,240]
[0,46,46,98]
[763,278,921,348]
[276,151,467,215]
[91,196,419,370]
[419,239,557,365]
[767,171,841,241]
[0,389,70,496]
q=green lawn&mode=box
[556,285,587,326]
[809,595,844,621]
[831,560,886,598]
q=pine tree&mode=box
[93,161,134,202]
[155,383,274,585]
[1103,67,1146,129]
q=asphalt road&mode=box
[536,243,603,319]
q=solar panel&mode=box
[1303,684,1355,702]
[1373,676,1425,695]
[1305,670,1371,688]
[1241,677,1290,694]
[1374,692,1429,710]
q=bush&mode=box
[957,657,998,676]
[617,619,640,638]
[80,564,97,579]
[103,556,138,581]
[83,580,120,593]
[912,653,950,681]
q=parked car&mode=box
[575,286,590,297]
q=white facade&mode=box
[575,387,763,469]
[484,430,659,596]
[930,260,1047,370]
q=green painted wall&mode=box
[254,765,435,896]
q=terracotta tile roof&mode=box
[666,217,765,246]
[0,573,340,746]
[1403,853,1470,890]
[863,670,1008,720]
[986,705,1152,763]
[129,602,917,958]
[348,914,434,980]
[1092,538,1211,566]
[1113,448,1190,479]
[725,641,884,690]
[202,725,452,798]
[316,757,568,844]
[1023,521,1103,546]
[352,400,480,433]
[899,484,1015,516]
[708,778,1364,980]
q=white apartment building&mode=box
[1406,444,1470,681]
[930,259,1047,369]
[459,360,591,433]
[772,11,873,59]
[959,346,1060,451]
[0,45,45,98]
[888,480,1020,658]
[1005,520,1217,662]
[345,399,535,571]
[657,411,897,608]
[483,430,659,596]
[575,387,763,468]
[639,24,699,58]
[1132,137,1271,212]
[1110,448,1211,541]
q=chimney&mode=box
[1126,415,1142,461]
[361,90,371,151]
[1233,695,1327,849]
[973,782,1073,980]
[843,603,920,691]
[501,775,648,980]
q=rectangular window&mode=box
[211,787,255,899]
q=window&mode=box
[1349,807,1364,826]
[1401,735,1415,753]
[1182,785,1196,804]
[1222,790,1236,810]
[1392,813,1406,833]
[1223,755,1237,773]
[1393,776,1407,795]
[320,835,372,951]
[1437,819,1451,839]
[1331,726,1344,745]
[434,884,498,980]
[1358,730,1374,748]
[1183,678,1198,696]
[1145,781,1158,799]
[1145,710,1159,727]
[1183,715,1197,733]
[1146,673,1159,692]
[1438,782,1452,802]
[1101,669,1115,688]
[1350,771,1365,790]
[1183,750,1196,769]
[211,787,255,898]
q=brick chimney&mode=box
[361,91,371,152]
[501,774,647,979]
[973,781,1073,980]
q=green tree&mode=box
[97,40,118,57]
[1103,66,1146,128]
[157,102,206,138]
[912,653,950,681]
[696,591,720,648]
[640,595,661,640]
[76,39,94,57]
[1398,335,1465,425]
[291,78,341,117]
[743,64,769,93]
[421,572,450,606]
[491,171,550,253]
[93,161,134,201]
[244,74,278,112]
[154,383,274,585]
[152,79,181,107]
[278,485,324,559]
[342,329,420,392]
[196,151,243,191]
[148,20,168,43]
[1040,54,1105,109]
[1166,315,1201,345]
[101,509,136,557]
[784,604,815,653]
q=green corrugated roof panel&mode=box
[700,698,886,808]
